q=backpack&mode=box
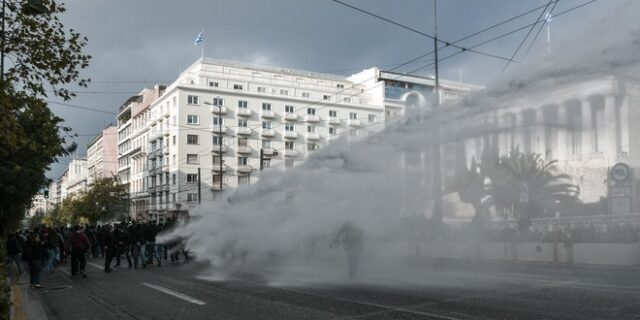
[69,232,89,252]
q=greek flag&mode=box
[194,31,204,46]
[545,12,552,22]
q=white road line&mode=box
[87,262,104,270]
[141,282,207,306]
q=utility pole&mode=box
[432,0,443,223]
[260,148,264,170]
[197,167,201,204]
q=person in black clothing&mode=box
[103,224,118,272]
[5,233,24,277]
[130,222,146,268]
[23,232,45,288]
[114,224,132,268]
[144,222,161,267]
[331,221,364,279]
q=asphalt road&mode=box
[26,255,640,320]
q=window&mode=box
[368,114,376,123]
[280,89,289,95]
[262,121,272,129]
[262,103,271,111]
[238,157,248,165]
[238,100,248,109]
[285,105,294,113]
[307,108,316,115]
[213,155,222,164]
[262,139,271,148]
[213,174,222,186]
[213,136,223,145]
[172,174,176,185]
[187,114,199,124]
[344,97,351,103]
[307,125,315,133]
[238,119,247,127]
[212,97,224,106]
[172,193,176,202]
[187,95,199,105]
[209,81,219,87]
[186,154,198,164]
[172,155,176,165]
[172,135,176,145]
[187,193,198,203]
[307,143,318,151]
[186,174,198,184]
[329,127,338,135]
[262,159,271,168]
[302,92,310,98]
[257,87,267,93]
[285,123,294,131]
[285,141,294,149]
[336,84,344,88]
[187,134,199,145]
[323,95,330,100]
[213,117,223,126]
[238,175,250,185]
[329,110,337,118]
[350,112,358,120]
[238,137,248,147]
[233,84,243,90]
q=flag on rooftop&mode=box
[194,31,204,46]
[545,12,553,22]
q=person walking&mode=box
[69,225,90,278]
[5,233,25,279]
[331,221,364,279]
[144,222,161,267]
[103,225,117,272]
[42,229,56,273]
[23,232,45,288]
[114,224,132,268]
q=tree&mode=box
[0,0,90,236]
[79,177,129,224]
[486,149,580,233]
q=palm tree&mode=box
[486,149,580,233]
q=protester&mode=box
[69,225,90,278]
[331,221,364,279]
[5,233,25,278]
[23,232,45,288]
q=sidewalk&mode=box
[7,270,50,320]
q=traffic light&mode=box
[43,189,49,199]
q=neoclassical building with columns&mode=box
[457,74,640,211]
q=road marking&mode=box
[141,282,207,306]
[87,262,104,270]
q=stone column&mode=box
[619,96,630,158]
[603,95,617,160]
[557,104,568,164]
[581,97,593,159]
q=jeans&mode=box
[45,249,56,272]
[146,242,161,265]
[29,261,42,285]
[71,250,87,275]
[133,243,146,267]
[7,253,23,275]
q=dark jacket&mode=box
[69,231,91,252]
[6,236,22,255]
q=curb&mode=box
[11,282,26,320]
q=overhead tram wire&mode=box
[323,0,562,74]
[409,0,599,76]
[329,0,514,63]
[523,0,560,59]
[501,0,555,73]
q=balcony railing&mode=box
[211,105,228,114]
[212,145,229,153]
[328,118,342,125]
[284,113,298,121]
[237,146,252,154]
[237,165,253,173]
[284,131,298,139]
[261,110,276,119]
[261,129,276,138]
[284,149,298,157]
[349,119,362,127]
[262,148,277,156]
[211,125,228,134]
[236,108,252,117]
[304,114,320,123]
[237,127,252,136]
[306,132,320,141]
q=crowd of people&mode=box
[4,218,189,289]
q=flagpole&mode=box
[201,28,205,59]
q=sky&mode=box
[48,0,616,179]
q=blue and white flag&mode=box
[194,31,204,46]
[544,12,553,23]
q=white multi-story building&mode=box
[87,126,118,185]
[115,58,480,222]
[28,191,49,217]
[66,159,88,198]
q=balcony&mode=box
[211,145,229,153]
[284,149,298,157]
[304,114,320,123]
[261,129,276,138]
[262,148,278,156]
[212,164,228,172]
[284,131,298,139]
[147,186,156,193]
[163,131,169,136]
[237,165,253,174]
[237,146,252,154]
[163,149,169,155]
[149,130,162,141]
[261,110,276,119]
[284,113,298,121]
[306,132,320,141]
[211,125,228,134]
[328,118,342,126]
[210,184,226,191]
[236,108,252,117]
[211,105,228,114]
[157,184,169,192]
[349,119,362,127]
[237,127,252,136]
